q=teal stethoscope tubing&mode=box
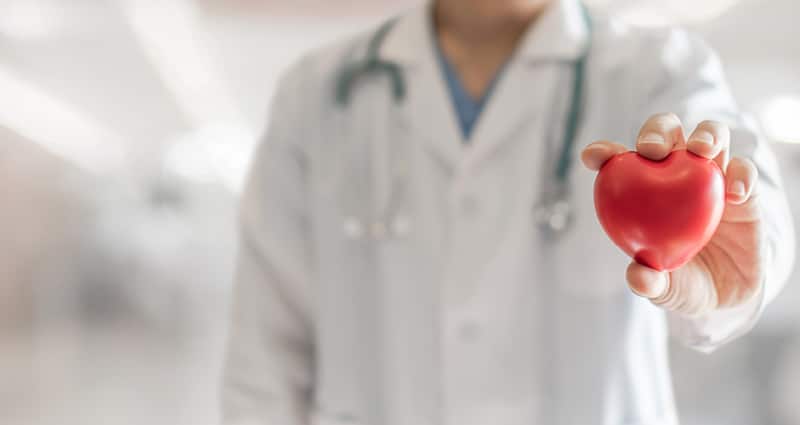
[334,5,592,238]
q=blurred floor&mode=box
[29,317,227,425]
[0,169,236,425]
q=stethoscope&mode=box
[334,5,591,241]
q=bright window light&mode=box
[0,0,63,40]
[163,121,257,193]
[119,0,243,127]
[0,66,129,174]
[757,96,800,144]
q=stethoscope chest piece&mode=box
[534,183,574,240]
[343,216,367,240]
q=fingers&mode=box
[583,113,712,169]
[626,261,718,317]
[725,157,758,204]
[635,113,685,160]
[687,120,730,170]
[580,140,628,171]
[626,262,669,298]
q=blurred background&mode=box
[0,0,798,424]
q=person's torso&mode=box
[294,3,681,424]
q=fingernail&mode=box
[639,132,665,145]
[689,130,714,146]
[728,180,746,197]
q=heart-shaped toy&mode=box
[594,149,726,271]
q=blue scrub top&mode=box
[434,41,508,141]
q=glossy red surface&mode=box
[593,149,726,271]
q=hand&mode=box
[581,113,764,316]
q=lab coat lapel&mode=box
[463,0,590,167]
[377,0,590,169]
[380,5,463,169]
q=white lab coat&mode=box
[221,1,795,424]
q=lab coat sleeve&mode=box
[221,70,315,424]
[631,29,796,353]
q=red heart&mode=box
[593,149,725,271]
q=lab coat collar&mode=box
[378,0,591,170]
[379,0,591,67]
[514,0,590,64]
[377,4,430,68]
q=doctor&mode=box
[222,0,795,424]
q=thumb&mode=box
[626,261,718,317]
